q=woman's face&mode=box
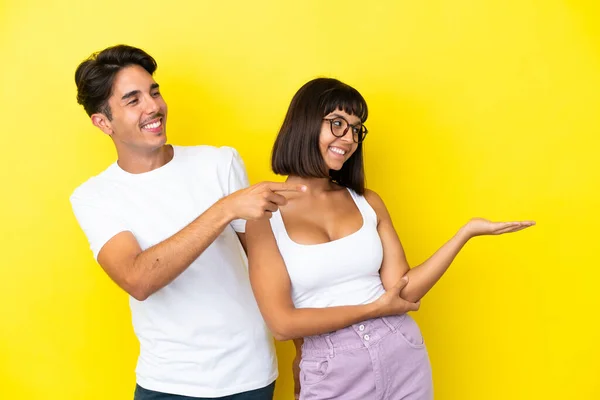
[319,109,363,171]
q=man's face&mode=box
[94,65,168,151]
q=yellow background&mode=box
[1,0,598,399]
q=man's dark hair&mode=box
[75,45,157,120]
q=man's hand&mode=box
[221,182,307,221]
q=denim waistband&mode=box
[302,314,408,357]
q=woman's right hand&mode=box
[373,276,420,317]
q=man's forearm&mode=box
[129,199,234,299]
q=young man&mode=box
[71,44,305,399]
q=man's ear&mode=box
[91,113,113,137]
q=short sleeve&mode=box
[70,189,129,261]
[219,147,250,233]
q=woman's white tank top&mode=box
[269,188,386,309]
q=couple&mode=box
[70,45,534,400]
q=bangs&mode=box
[319,84,369,122]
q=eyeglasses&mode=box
[323,117,368,143]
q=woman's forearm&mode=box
[400,228,471,302]
[270,277,417,341]
[270,302,379,341]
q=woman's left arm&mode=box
[364,190,534,303]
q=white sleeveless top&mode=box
[269,188,386,309]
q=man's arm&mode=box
[95,182,304,301]
[97,200,231,301]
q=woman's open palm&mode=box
[464,217,535,237]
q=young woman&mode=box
[245,78,534,400]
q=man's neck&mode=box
[115,144,174,174]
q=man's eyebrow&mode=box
[121,90,140,101]
[121,84,159,101]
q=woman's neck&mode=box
[285,175,338,195]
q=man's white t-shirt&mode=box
[70,145,278,397]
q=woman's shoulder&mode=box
[362,188,385,206]
[361,188,389,222]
